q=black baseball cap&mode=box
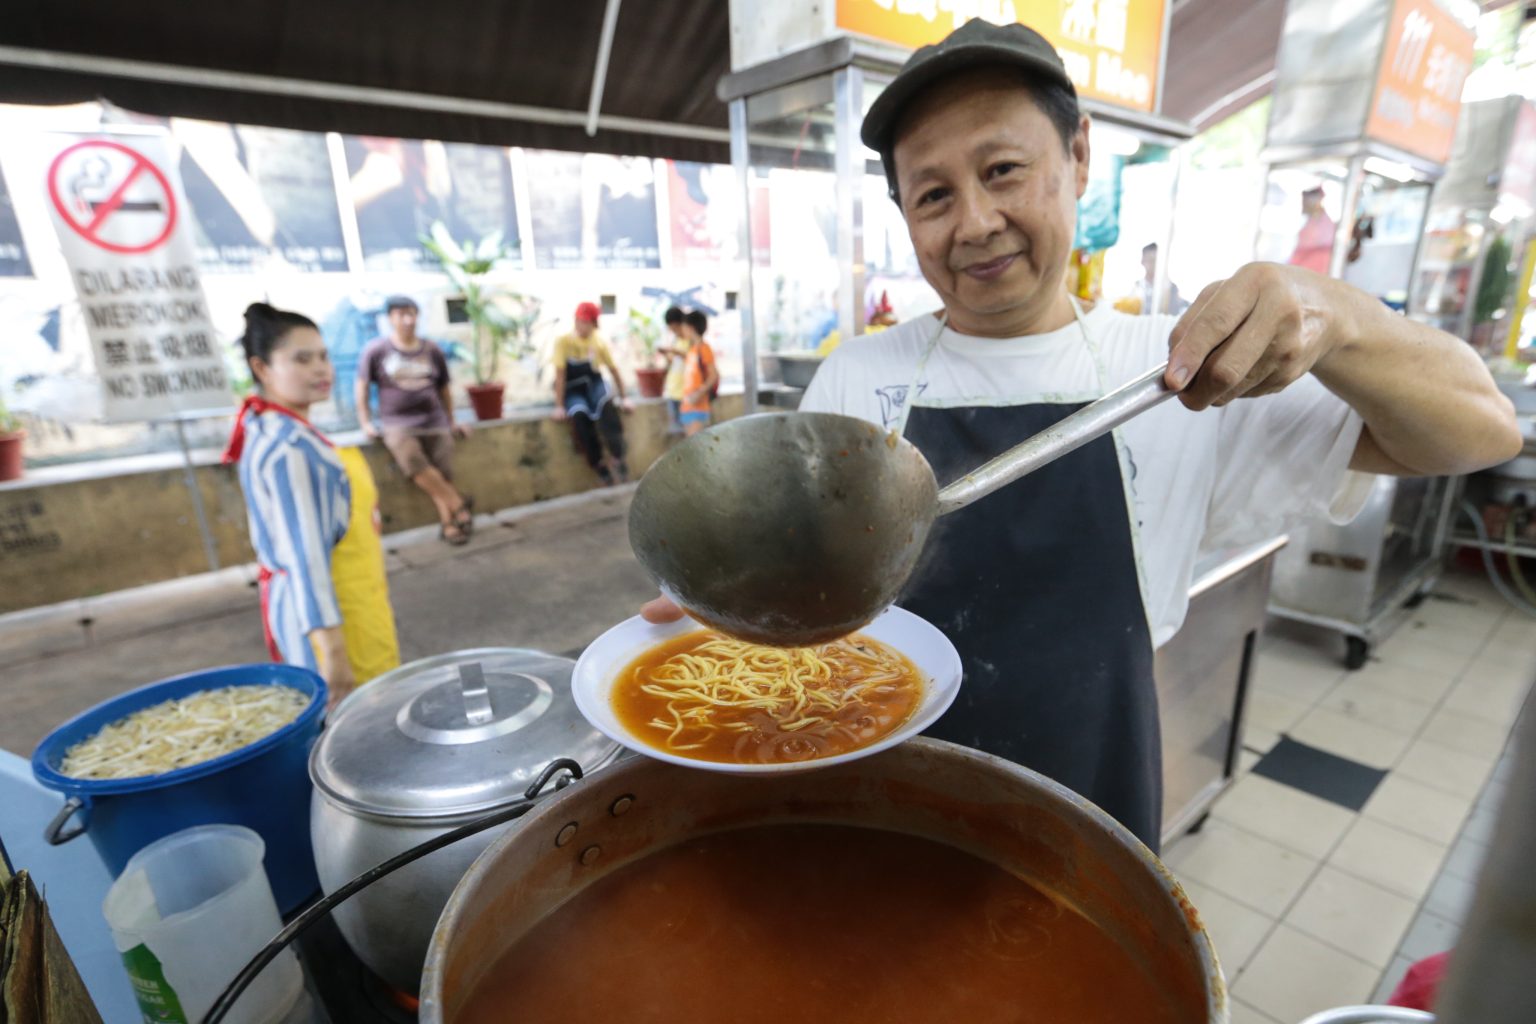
[861,19,1078,157]
[384,295,419,313]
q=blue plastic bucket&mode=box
[31,663,327,914]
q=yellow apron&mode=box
[322,447,401,684]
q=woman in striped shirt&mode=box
[223,303,400,707]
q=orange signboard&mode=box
[835,0,1167,113]
[1365,0,1475,165]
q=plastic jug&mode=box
[103,825,308,1024]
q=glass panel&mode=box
[1099,138,1180,316]
[1340,173,1432,308]
[1411,203,1487,334]
[856,74,940,334]
[1255,161,1349,272]
[742,88,840,363]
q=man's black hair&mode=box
[663,306,684,325]
[684,309,708,336]
[882,69,1080,206]
[1142,242,1158,255]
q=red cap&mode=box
[574,302,601,324]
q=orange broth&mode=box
[611,630,923,764]
[455,825,1196,1024]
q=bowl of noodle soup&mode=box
[572,606,962,774]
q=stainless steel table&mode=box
[1155,537,1287,845]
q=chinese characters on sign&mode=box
[1366,0,1474,165]
[43,134,232,421]
[834,0,1167,113]
[0,499,61,560]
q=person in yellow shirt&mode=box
[661,306,690,435]
[551,301,631,484]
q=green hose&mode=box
[1508,508,1536,608]
[1461,500,1536,617]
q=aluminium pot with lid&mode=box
[309,647,622,994]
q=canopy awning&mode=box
[0,0,733,162]
[1161,0,1287,130]
[1,0,1296,156]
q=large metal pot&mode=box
[308,649,621,995]
[421,738,1228,1022]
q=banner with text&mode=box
[835,0,1167,114]
[43,133,232,421]
[1365,0,1474,166]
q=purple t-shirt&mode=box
[360,337,451,431]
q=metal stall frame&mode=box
[1256,137,1455,668]
[1256,137,1446,288]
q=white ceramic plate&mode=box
[571,606,963,776]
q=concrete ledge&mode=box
[0,395,747,613]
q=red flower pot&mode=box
[466,384,505,422]
[635,367,667,399]
[0,431,23,482]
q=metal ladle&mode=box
[629,363,1175,647]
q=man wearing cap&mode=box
[552,302,631,485]
[645,20,1520,849]
[357,295,474,545]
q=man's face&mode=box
[388,307,418,340]
[575,319,596,338]
[1302,190,1323,216]
[1141,249,1157,282]
[892,67,1089,336]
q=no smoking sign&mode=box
[47,139,178,254]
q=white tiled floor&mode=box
[1165,566,1534,1023]
[1232,925,1382,1024]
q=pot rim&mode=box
[420,738,1228,1022]
[310,746,625,823]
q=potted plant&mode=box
[627,307,668,399]
[0,391,23,482]
[422,222,519,421]
[504,291,544,364]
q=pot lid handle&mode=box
[458,662,495,726]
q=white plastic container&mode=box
[102,824,307,1024]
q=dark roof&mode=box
[0,0,732,162]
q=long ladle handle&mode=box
[935,363,1177,516]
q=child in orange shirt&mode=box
[679,309,719,437]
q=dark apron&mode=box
[562,358,610,418]
[898,320,1163,850]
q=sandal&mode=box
[450,496,475,534]
[440,520,471,546]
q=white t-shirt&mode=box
[801,304,1373,647]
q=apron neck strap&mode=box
[894,311,950,437]
[221,395,331,464]
[897,294,1109,437]
[1068,295,1111,390]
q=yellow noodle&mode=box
[59,685,309,780]
[628,632,917,756]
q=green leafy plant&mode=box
[767,275,789,353]
[504,291,544,362]
[421,222,520,385]
[1475,234,1515,327]
[0,390,20,436]
[627,306,662,364]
